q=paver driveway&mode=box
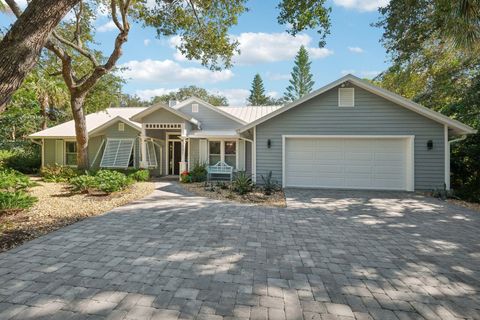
[0,182,479,320]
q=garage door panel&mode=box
[285,137,409,191]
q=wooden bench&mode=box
[207,161,233,181]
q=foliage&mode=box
[94,170,132,193]
[232,171,253,195]
[41,165,79,182]
[277,0,331,47]
[69,174,98,193]
[128,169,150,182]
[376,5,480,202]
[0,191,38,213]
[377,0,480,62]
[0,169,34,192]
[180,171,192,183]
[284,45,315,101]
[0,150,16,169]
[260,171,279,195]
[3,145,41,174]
[190,162,208,182]
[151,86,228,106]
[247,74,270,106]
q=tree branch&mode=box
[4,0,22,18]
[51,30,99,67]
[110,0,124,31]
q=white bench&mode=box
[207,161,233,181]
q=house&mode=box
[29,74,476,191]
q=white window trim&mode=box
[192,103,199,113]
[208,139,238,169]
[338,87,355,107]
[281,135,415,191]
[64,139,77,167]
[118,122,125,131]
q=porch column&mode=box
[140,124,147,168]
[179,138,187,176]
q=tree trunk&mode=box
[40,94,49,130]
[0,0,80,111]
[71,93,89,170]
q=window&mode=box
[118,122,125,131]
[338,87,355,107]
[192,103,199,113]
[100,139,134,168]
[65,141,77,166]
[209,141,221,165]
[208,140,236,168]
[224,141,236,168]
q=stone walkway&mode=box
[0,182,479,319]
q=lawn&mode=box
[0,178,155,252]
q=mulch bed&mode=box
[0,180,156,252]
[180,182,286,207]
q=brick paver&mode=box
[0,182,479,319]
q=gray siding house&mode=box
[30,75,475,191]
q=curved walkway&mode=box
[0,182,479,319]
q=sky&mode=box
[0,0,390,105]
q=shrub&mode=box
[0,150,15,169]
[95,170,132,193]
[0,169,34,192]
[41,165,79,182]
[0,191,37,213]
[180,171,192,183]
[128,169,150,182]
[232,171,253,195]
[261,171,279,195]
[69,174,98,193]
[5,147,41,174]
[190,162,207,182]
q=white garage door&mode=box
[284,137,413,191]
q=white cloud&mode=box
[120,59,234,84]
[348,46,364,54]
[333,0,389,12]
[209,88,250,106]
[341,70,380,78]
[97,20,117,32]
[144,39,151,46]
[170,33,333,65]
[266,72,290,81]
[134,88,178,101]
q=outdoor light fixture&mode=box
[267,139,272,148]
[427,140,433,150]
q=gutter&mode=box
[449,135,467,145]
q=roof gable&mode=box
[238,74,476,135]
[129,103,200,126]
[173,97,247,125]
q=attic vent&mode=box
[338,87,355,107]
[192,103,199,113]
[118,123,125,131]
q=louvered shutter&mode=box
[146,141,157,167]
[100,139,134,168]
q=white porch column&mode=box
[179,138,187,175]
[140,124,148,168]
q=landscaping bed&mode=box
[181,182,286,207]
[0,167,156,252]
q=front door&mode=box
[168,140,188,175]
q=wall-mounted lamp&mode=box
[427,140,433,150]
[267,139,272,148]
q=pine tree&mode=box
[284,45,315,101]
[247,74,270,106]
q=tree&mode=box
[3,0,332,170]
[0,0,80,109]
[284,45,315,101]
[376,0,480,63]
[247,74,270,106]
[151,86,228,106]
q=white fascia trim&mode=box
[444,125,450,190]
[238,74,476,135]
[89,116,141,137]
[130,103,200,126]
[282,134,415,192]
[252,126,257,183]
[174,97,247,125]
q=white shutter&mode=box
[55,140,64,165]
[100,139,134,168]
[199,139,208,164]
[146,141,157,167]
[338,88,355,107]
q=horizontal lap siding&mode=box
[256,85,445,190]
[178,102,242,130]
